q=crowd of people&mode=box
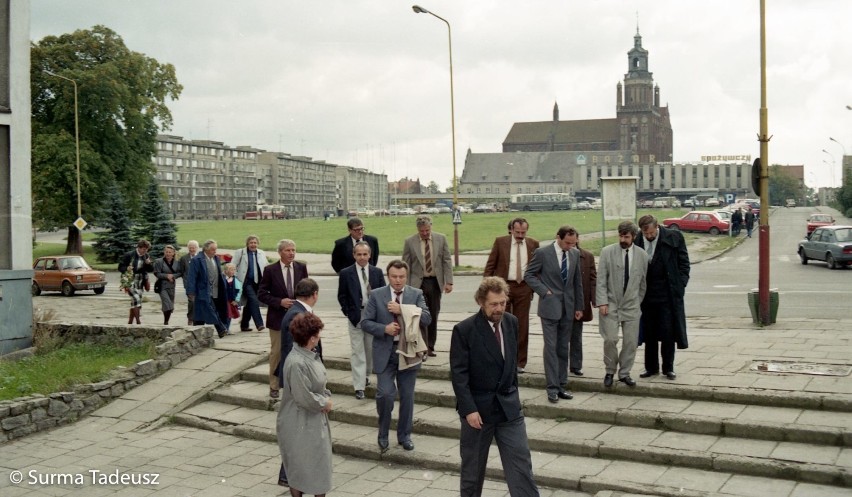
[116,212,690,497]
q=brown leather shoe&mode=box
[270,388,279,399]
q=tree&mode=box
[767,165,804,206]
[426,181,441,194]
[132,176,178,259]
[92,182,135,264]
[31,25,182,254]
[834,172,852,216]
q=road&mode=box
[686,206,851,320]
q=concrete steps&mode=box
[174,361,852,496]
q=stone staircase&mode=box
[173,357,852,497]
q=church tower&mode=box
[616,27,672,162]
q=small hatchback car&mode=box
[32,255,107,296]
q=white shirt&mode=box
[508,238,528,282]
[553,241,569,272]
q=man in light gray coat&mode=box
[232,235,268,332]
[524,225,584,403]
[596,221,649,389]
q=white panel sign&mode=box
[601,177,638,221]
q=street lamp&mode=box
[44,70,83,254]
[822,149,836,186]
[829,137,847,157]
[412,4,460,267]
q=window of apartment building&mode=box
[176,158,183,167]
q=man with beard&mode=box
[596,221,648,388]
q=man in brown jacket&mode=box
[564,230,596,376]
[483,218,540,373]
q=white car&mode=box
[399,208,416,215]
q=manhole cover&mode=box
[749,361,852,376]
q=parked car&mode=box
[437,206,452,214]
[704,198,721,207]
[806,214,835,234]
[399,208,416,215]
[683,199,695,208]
[714,209,732,221]
[473,204,497,213]
[32,255,107,296]
[575,201,592,210]
[786,199,797,208]
[662,211,730,235]
[798,226,852,269]
[640,200,655,208]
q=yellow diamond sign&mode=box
[73,217,87,231]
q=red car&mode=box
[662,211,730,235]
[806,214,835,234]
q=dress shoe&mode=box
[619,376,636,387]
[277,479,289,487]
[427,351,437,357]
[557,390,573,400]
[570,368,584,376]
[547,393,559,403]
[399,440,415,451]
[639,370,658,379]
[378,439,389,452]
[665,371,677,380]
[517,367,525,374]
[270,388,279,399]
[240,327,251,332]
[354,390,365,400]
[604,374,614,387]
[257,326,266,332]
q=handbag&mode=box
[154,279,162,294]
[228,302,241,319]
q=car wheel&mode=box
[94,287,106,295]
[799,249,808,265]
[826,254,837,270]
[669,224,680,231]
[61,281,75,296]
[32,282,42,296]
[709,227,720,236]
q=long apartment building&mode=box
[154,135,388,220]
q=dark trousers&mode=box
[240,280,264,329]
[459,415,539,497]
[569,319,584,371]
[507,281,533,368]
[641,304,676,374]
[375,351,418,444]
[420,276,442,351]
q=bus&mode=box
[508,193,574,211]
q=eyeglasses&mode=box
[351,227,365,232]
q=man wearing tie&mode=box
[232,235,268,332]
[402,215,453,357]
[258,239,308,399]
[450,277,539,497]
[184,239,228,338]
[331,217,380,274]
[361,260,431,452]
[596,221,649,388]
[337,241,386,399]
[483,218,540,374]
[524,225,584,403]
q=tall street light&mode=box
[822,149,836,186]
[412,4,459,267]
[44,70,83,246]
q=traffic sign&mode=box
[73,217,87,231]
[452,209,462,225]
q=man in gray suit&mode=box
[596,221,649,388]
[402,215,453,357]
[524,225,584,403]
[361,260,432,452]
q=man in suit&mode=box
[450,277,540,497]
[258,239,308,399]
[338,241,386,399]
[361,260,431,452]
[635,215,690,381]
[484,218,540,374]
[524,225,584,403]
[179,240,199,325]
[184,239,229,338]
[402,215,452,357]
[563,231,597,377]
[232,234,268,332]
[274,277,320,488]
[596,221,649,388]
[331,217,380,273]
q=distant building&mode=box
[389,177,423,195]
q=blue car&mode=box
[798,226,852,269]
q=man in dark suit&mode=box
[258,239,308,399]
[563,230,597,377]
[337,241,386,399]
[402,214,452,357]
[483,217,540,373]
[361,260,431,452]
[184,239,228,338]
[524,225,584,403]
[635,215,690,381]
[450,277,539,497]
[232,234,268,332]
[331,217,380,273]
[179,240,199,325]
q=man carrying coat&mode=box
[184,239,229,338]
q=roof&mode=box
[503,118,619,147]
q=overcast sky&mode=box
[30,0,852,189]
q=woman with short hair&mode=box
[153,245,182,324]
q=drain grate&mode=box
[749,361,852,376]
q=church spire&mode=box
[553,101,559,122]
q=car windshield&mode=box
[834,229,852,243]
[811,215,831,222]
[61,257,89,270]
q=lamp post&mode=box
[45,70,83,254]
[822,149,836,186]
[412,4,459,267]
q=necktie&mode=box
[623,249,630,293]
[424,238,433,274]
[646,239,654,259]
[393,291,402,328]
[515,241,522,282]
[361,266,371,296]
[284,265,292,298]
[247,251,254,281]
[493,322,503,358]
[560,250,568,285]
